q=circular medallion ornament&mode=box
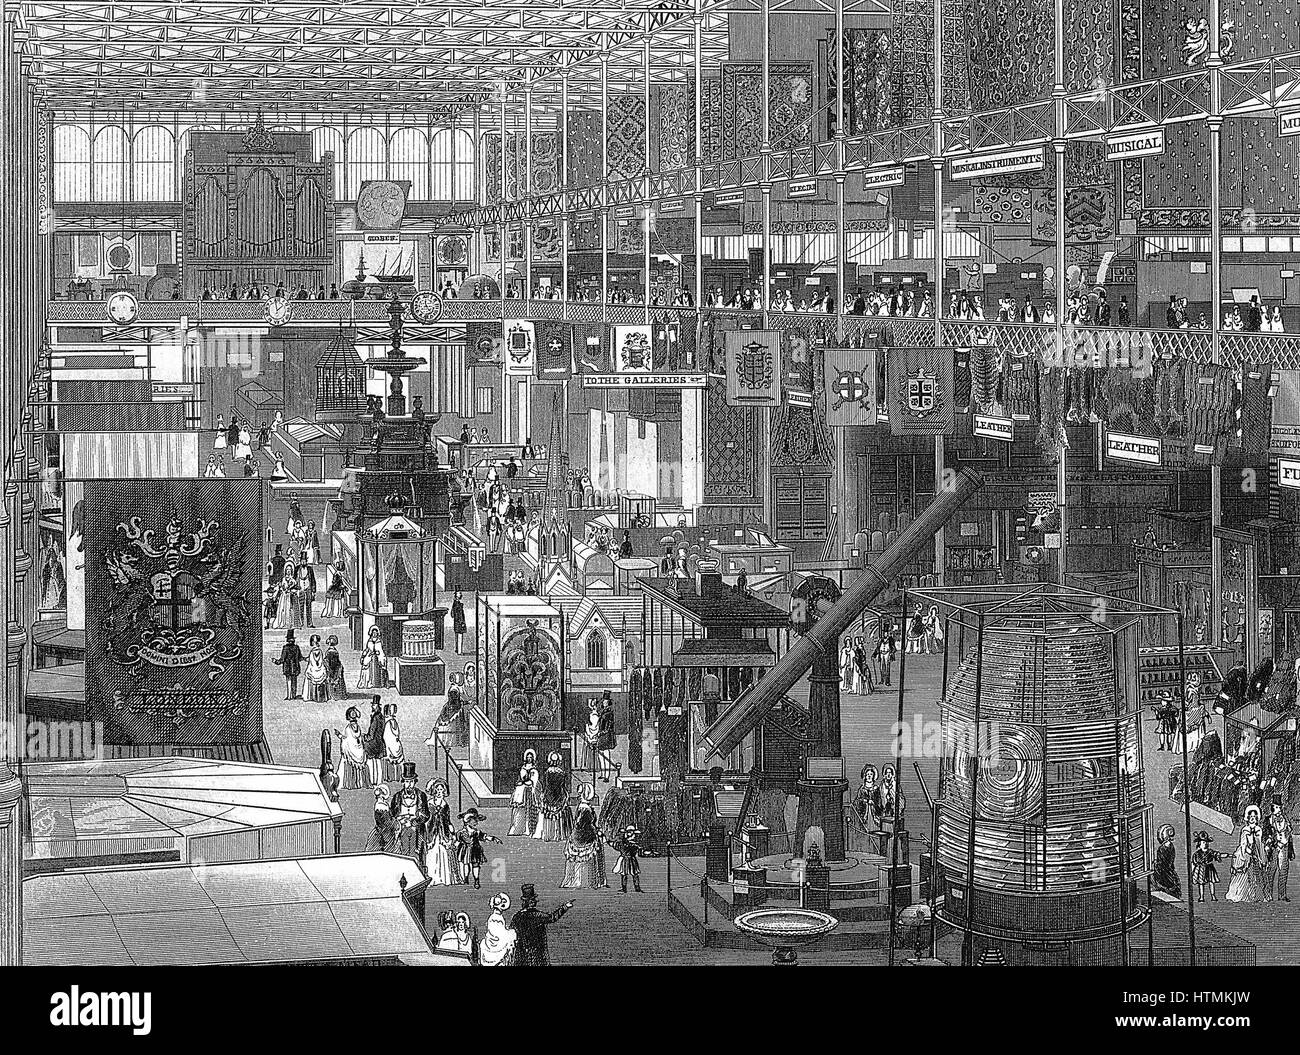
[106,290,139,325]
[410,290,443,323]
[356,179,407,229]
[789,575,841,635]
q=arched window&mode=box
[389,127,429,199]
[454,128,475,201]
[53,124,91,201]
[430,128,454,201]
[132,125,175,202]
[346,127,386,198]
[586,629,607,670]
[310,126,345,197]
[92,125,128,201]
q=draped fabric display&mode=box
[824,346,879,426]
[953,346,973,414]
[888,346,956,436]
[1152,357,1187,438]
[466,322,503,365]
[1003,351,1041,422]
[1184,363,1242,467]
[968,345,1004,415]
[1240,361,1276,457]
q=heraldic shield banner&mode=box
[825,346,879,426]
[724,328,781,406]
[84,478,263,749]
[887,345,956,436]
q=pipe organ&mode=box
[182,118,336,297]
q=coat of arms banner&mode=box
[724,329,781,407]
[824,346,879,427]
[887,346,956,437]
[84,479,263,748]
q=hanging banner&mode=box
[887,346,956,436]
[1105,431,1162,465]
[825,347,879,427]
[724,329,782,406]
[948,146,1046,181]
[84,479,263,749]
[611,324,653,373]
[535,320,572,378]
[503,320,536,374]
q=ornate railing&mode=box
[45,297,1300,369]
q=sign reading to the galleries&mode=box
[581,373,709,389]
[1105,431,1162,465]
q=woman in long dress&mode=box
[233,422,254,462]
[357,625,389,689]
[905,604,926,654]
[478,894,517,966]
[580,700,601,775]
[304,634,329,703]
[923,605,944,655]
[322,559,349,619]
[424,780,458,886]
[1226,805,1268,903]
[213,416,227,452]
[324,634,348,699]
[382,703,405,782]
[533,751,573,841]
[273,563,300,629]
[1152,823,1181,898]
[839,640,855,695]
[560,783,607,889]
[508,766,535,836]
[332,706,368,790]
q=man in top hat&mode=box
[272,629,303,700]
[363,695,387,787]
[613,824,644,893]
[1266,798,1295,902]
[508,884,574,966]
[389,762,430,867]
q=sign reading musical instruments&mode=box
[860,166,907,190]
[1105,431,1162,465]
[973,413,1014,442]
[581,373,709,389]
[1280,108,1300,138]
[948,146,1045,181]
[1278,458,1300,488]
[1105,127,1166,161]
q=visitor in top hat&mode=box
[1192,830,1228,903]
[363,695,387,788]
[272,629,303,700]
[1266,798,1295,902]
[509,884,574,966]
[389,762,430,866]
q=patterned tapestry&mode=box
[530,131,560,193]
[1063,0,1114,92]
[655,82,695,172]
[723,62,814,159]
[827,29,894,135]
[483,133,523,204]
[1030,143,1116,243]
[704,378,763,502]
[567,112,604,186]
[569,215,602,251]
[1138,0,1300,223]
[973,184,1033,225]
[701,77,725,164]
[890,0,934,123]
[606,95,647,180]
[962,0,1053,111]
[84,479,263,749]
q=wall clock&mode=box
[106,290,138,325]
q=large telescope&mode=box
[702,465,986,759]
